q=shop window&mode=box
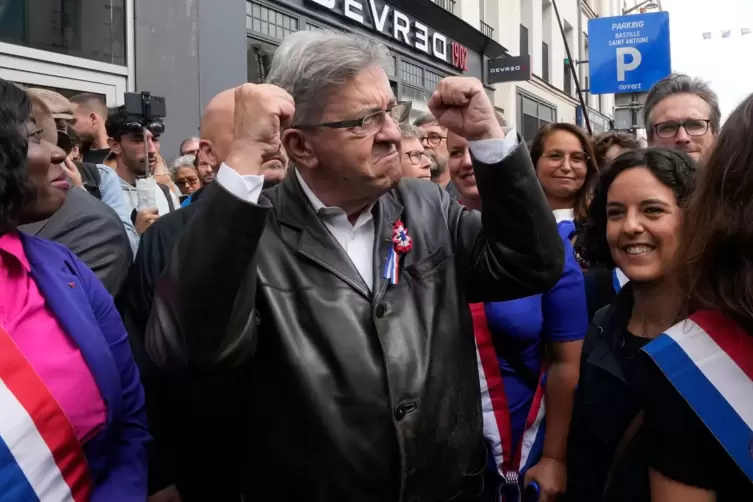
[518,92,556,142]
[425,70,442,91]
[0,0,126,66]
[247,38,277,84]
[247,1,298,41]
[400,60,423,88]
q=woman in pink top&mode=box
[0,79,149,501]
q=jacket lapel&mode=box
[21,234,121,424]
[277,172,371,299]
[371,193,404,303]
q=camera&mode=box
[123,91,166,136]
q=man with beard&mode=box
[119,87,289,502]
[70,93,112,164]
[644,74,721,163]
[106,107,179,234]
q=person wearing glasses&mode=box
[398,123,433,180]
[144,31,564,501]
[644,74,721,163]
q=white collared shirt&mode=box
[552,208,575,224]
[215,132,520,291]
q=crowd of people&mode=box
[0,28,751,502]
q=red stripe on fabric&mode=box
[471,303,513,471]
[691,310,753,380]
[0,327,92,502]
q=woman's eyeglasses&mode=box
[541,150,589,167]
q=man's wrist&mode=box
[224,146,266,176]
[468,122,506,142]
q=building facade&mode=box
[0,0,500,158]
[486,0,620,141]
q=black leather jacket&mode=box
[146,142,564,501]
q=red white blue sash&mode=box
[0,326,92,501]
[643,310,753,483]
[472,304,547,484]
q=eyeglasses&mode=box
[541,150,589,166]
[404,150,430,166]
[653,120,711,139]
[176,176,200,187]
[296,101,412,137]
[420,133,447,148]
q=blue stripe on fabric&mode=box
[644,335,753,482]
[0,434,39,502]
[612,269,621,293]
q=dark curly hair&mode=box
[678,92,753,328]
[0,79,34,232]
[575,147,697,268]
[593,131,642,169]
[529,123,599,223]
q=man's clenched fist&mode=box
[427,77,504,142]
[225,83,295,176]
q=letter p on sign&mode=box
[617,47,642,82]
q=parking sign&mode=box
[588,11,671,95]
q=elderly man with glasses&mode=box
[145,31,563,502]
[644,74,721,163]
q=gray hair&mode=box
[171,154,197,175]
[644,74,721,139]
[399,123,422,140]
[267,31,392,126]
[413,112,439,128]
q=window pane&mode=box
[247,1,298,41]
[400,60,424,88]
[0,0,127,66]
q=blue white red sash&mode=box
[472,304,547,486]
[643,310,753,483]
[0,326,92,501]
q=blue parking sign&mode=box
[588,11,671,95]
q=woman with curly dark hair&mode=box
[637,93,753,501]
[567,147,696,502]
[0,79,148,500]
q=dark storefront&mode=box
[246,0,505,119]
[576,105,613,135]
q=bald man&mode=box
[119,87,267,502]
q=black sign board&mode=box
[487,55,531,84]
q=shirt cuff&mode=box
[468,128,519,165]
[216,163,265,203]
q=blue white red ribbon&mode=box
[0,326,92,501]
[383,219,412,285]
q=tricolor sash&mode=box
[472,304,547,494]
[0,326,92,501]
[643,310,753,483]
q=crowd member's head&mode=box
[446,112,507,209]
[106,107,161,183]
[398,123,432,180]
[179,136,200,156]
[0,80,68,232]
[414,112,449,185]
[593,131,642,169]
[678,92,753,325]
[172,154,202,195]
[25,88,78,160]
[65,124,81,162]
[269,31,407,214]
[577,148,696,284]
[644,74,721,162]
[69,92,110,150]
[529,123,599,222]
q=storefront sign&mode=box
[487,55,530,84]
[576,105,613,134]
[307,0,467,71]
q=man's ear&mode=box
[198,139,217,167]
[282,129,317,170]
[107,137,121,155]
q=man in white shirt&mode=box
[146,31,563,501]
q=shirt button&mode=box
[375,303,387,318]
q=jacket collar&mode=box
[274,168,404,301]
[587,282,635,383]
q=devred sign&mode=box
[452,43,468,71]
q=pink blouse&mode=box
[0,232,106,443]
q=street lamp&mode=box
[623,0,661,14]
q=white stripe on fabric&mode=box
[615,268,629,287]
[665,320,753,431]
[475,343,505,475]
[518,397,545,470]
[0,380,74,502]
